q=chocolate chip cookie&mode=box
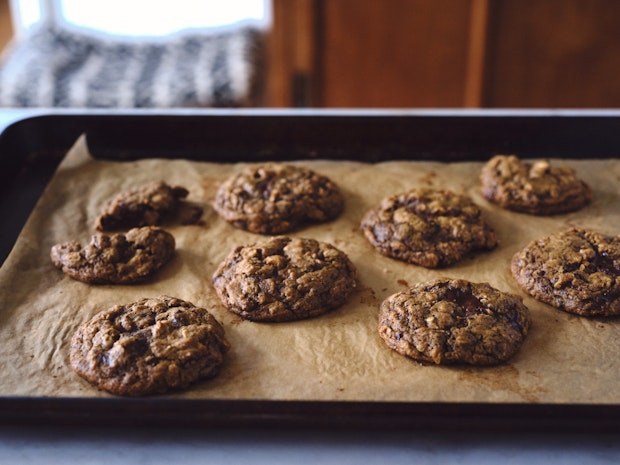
[378,279,531,365]
[480,154,592,215]
[95,181,189,231]
[212,236,357,322]
[213,164,344,234]
[50,226,175,284]
[511,227,620,317]
[360,188,498,268]
[69,296,230,396]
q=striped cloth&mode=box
[0,23,263,108]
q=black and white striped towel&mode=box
[0,23,263,108]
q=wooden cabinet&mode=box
[0,0,13,53]
[267,0,620,108]
[484,0,620,108]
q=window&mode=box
[9,0,271,36]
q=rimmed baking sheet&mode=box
[1,110,619,430]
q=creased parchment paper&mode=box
[1,135,619,404]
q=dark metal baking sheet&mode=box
[1,108,620,431]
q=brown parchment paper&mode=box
[1,134,620,404]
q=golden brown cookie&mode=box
[95,181,189,231]
[480,154,592,215]
[378,279,531,365]
[50,226,175,284]
[69,296,230,396]
[360,188,498,268]
[213,163,344,234]
[212,236,357,322]
[511,228,620,317]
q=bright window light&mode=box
[8,0,42,33]
[60,0,269,35]
[10,0,270,36]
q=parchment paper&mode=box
[1,135,619,404]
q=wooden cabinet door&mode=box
[320,0,476,107]
[268,0,482,107]
[483,0,620,108]
[267,0,620,108]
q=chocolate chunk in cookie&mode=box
[511,227,620,317]
[213,164,344,234]
[360,188,498,268]
[480,154,592,215]
[95,181,189,231]
[378,279,531,365]
[50,226,175,284]
[212,236,357,322]
[70,295,230,396]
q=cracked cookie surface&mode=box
[378,279,531,365]
[69,296,230,396]
[213,163,344,234]
[50,226,175,284]
[95,181,189,231]
[212,236,357,322]
[360,188,498,268]
[480,154,592,215]
[511,228,620,317]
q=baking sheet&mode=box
[1,133,619,406]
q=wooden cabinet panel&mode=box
[268,0,620,108]
[269,0,478,107]
[483,0,620,108]
[0,0,13,54]
[321,0,474,107]
[267,0,321,107]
